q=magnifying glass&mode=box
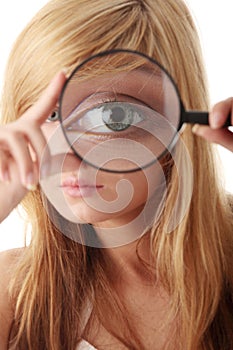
[58,49,231,173]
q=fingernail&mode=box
[210,112,223,129]
[192,124,201,135]
[26,184,37,191]
[61,67,70,78]
[25,173,37,191]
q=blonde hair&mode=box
[1,0,233,349]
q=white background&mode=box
[0,0,232,251]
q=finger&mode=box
[21,70,67,125]
[192,125,233,152]
[0,149,10,182]
[19,122,51,168]
[3,132,38,188]
[209,97,233,129]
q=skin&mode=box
[41,104,165,230]
[0,72,232,348]
[0,72,231,223]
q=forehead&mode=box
[61,64,165,117]
[58,50,180,124]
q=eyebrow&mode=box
[135,64,163,78]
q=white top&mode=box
[75,302,97,349]
[76,339,97,350]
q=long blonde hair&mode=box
[1,0,233,349]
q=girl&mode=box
[0,0,232,349]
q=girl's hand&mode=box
[192,97,233,152]
[0,71,66,223]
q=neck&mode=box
[102,230,155,286]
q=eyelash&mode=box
[47,95,117,123]
[47,110,59,122]
[101,95,117,104]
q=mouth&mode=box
[60,176,104,198]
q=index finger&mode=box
[22,71,67,125]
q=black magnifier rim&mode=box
[58,49,185,174]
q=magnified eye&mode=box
[101,102,142,131]
[65,102,145,133]
[47,110,59,122]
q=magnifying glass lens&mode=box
[60,51,181,172]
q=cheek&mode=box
[128,172,149,204]
[129,163,165,205]
[96,162,165,207]
[41,122,59,141]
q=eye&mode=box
[47,110,59,122]
[65,102,145,133]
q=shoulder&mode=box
[0,248,25,349]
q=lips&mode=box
[61,176,104,198]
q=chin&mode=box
[60,202,115,225]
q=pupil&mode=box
[110,107,125,123]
